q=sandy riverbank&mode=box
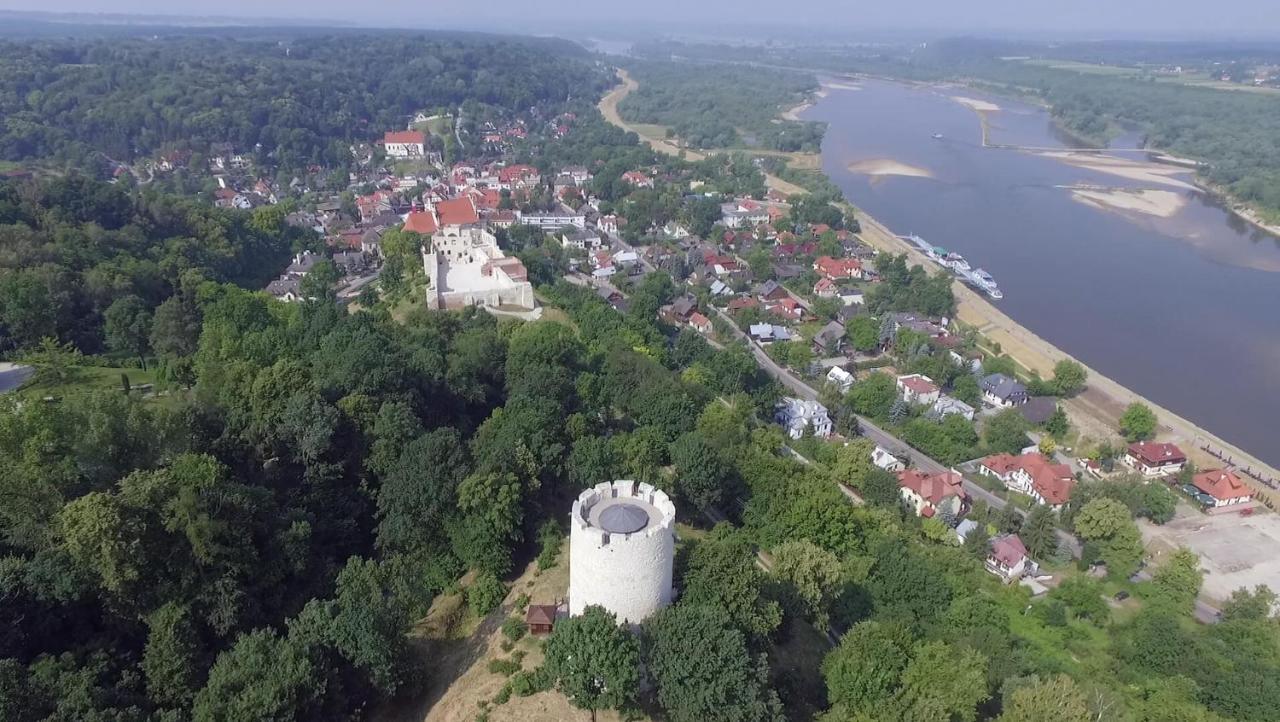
[849,206,1280,502]
[951,95,1001,112]
[1066,186,1188,218]
[847,158,934,179]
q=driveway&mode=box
[0,363,33,393]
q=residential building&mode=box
[766,297,805,321]
[1019,397,1059,425]
[814,255,863,280]
[981,373,1029,407]
[775,398,833,439]
[897,374,941,406]
[384,130,427,158]
[661,296,697,325]
[759,280,789,301]
[979,452,1075,509]
[929,395,976,421]
[872,446,905,472]
[621,170,654,188]
[521,211,587,230]
[812,321,846,356]
[814,278,840,298]
[826,366,855,392]
[561,228,603,250]
[1191,468,1253,507]
[688,312,713,335]
[1123,441,1187,478]
[749,323,794,343]
[986,534,1030,583]
[897,469,969,518]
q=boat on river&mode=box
[899,234,1002,299]
[965,268,1003,299]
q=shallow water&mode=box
[804,79,1280,464]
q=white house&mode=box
[929,395,976,421]
[979,453,1075,510]
[986,534,1030,583]
[981,373,1029,407]
[384,130,427,158]
[872,446,905,472]
[1123,441,1188,478]
[775,398,833,439]
[826,366,855,392]
[562,228,604,250]
[897,374,941,406]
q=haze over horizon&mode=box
[2,0,1280,40]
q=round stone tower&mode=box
[569,480,676,625]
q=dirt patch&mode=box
[1141,511,1280,603]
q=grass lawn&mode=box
[20,364,157,398]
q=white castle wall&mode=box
[569,480,675,625]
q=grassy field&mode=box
[1020,58,1280,95]
[19,364,157,398]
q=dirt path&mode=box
[852,207,1280,497]
[597,69,808,197]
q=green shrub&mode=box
[487,658,521,677]
[509,668,553,697]
[467,572,505,616]
[501,617,527,642]
[535,520,562,570]
[492,685,511,705]
[514,593,531,612]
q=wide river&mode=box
[803,79,1280,466]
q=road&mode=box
[1132,568,1221,624]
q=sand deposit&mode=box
[1038,151,1199,191]
[1067,186,1188,218]
[951,96,1001,112]
[847,158,934,179]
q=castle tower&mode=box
[568,480,675,625]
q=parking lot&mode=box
[1142,507,1280,603]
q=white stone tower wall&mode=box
[569,480,675,625]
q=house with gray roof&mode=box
[981,373,1029,407]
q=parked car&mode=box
[1114,591,1131,601]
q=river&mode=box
[802,78,1280,466]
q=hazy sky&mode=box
[2,0,1279,39]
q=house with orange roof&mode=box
[897,374,941,406]
[1191,469,1252,507]
[688,312,713,335]
[897,469,969,518]
[979,452,1076,509]
[814,255,863,281]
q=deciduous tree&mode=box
[544,606,640,717]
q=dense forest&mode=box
[0,32,609,174]
[633,39,1280,219]
[0,175,313,359]
[618,61,826,152]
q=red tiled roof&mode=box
[898,375,939,396]
[434,197,480,226]
[727,297,761,312]
[1128,441,1186,466]
[689,312,711,328]
[403,210,438,235]
[1193,469,1251,501]
[981,453,1020,477]
[384,130,426,145]
[897,469,967,506]
[990,534,1028,567]
[814,255,862,279]
[1021,454,1075,506]
[498,164,538,183]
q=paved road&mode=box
[0,363,33,393]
